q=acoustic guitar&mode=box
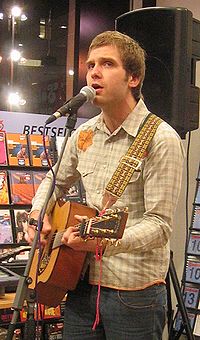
[29,200,128,307]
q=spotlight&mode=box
[8,92,26,106]
[11,6,22,18]
[10,49,21,62]
[8,92,20,106]
[68,69,74,76]
[20,14,27,21]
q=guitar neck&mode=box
[51,210,128,250]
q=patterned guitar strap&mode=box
[102,113,163,209]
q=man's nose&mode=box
[91,65,101,78]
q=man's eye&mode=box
[104,61,112,67]
[87,63,94,70]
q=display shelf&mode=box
[175,163,200,338]
[0,165,49,172]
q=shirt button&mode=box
[96,190,100,194]
[103,165,106,169]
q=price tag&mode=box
[175,311,195,333]
[183,286,199,309]
[194,314,200,336]
[192,206,200,230]
[195,182,200,204]
[187,234,200,255]
[186,261,200,284]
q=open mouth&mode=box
[92,84,103,91]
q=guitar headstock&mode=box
[79,208,128,240]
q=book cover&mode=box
[28,134,52,167]
[0,132,7,165]
[0,210,13,244]
[9,170,34,204]
[0,171,9,204]
[14,209,30,244]
[45,322,63,339]
[20,305,61,322]
[32,171,47,194]
[6,133,29,166]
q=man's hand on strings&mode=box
[61,214,106,253]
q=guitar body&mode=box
[29,201,96,307]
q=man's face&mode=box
[86,45,134,109]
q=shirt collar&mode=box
[121,99,150,137]
[95,99,150,137]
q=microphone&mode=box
[45,86,96,124]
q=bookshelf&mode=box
[0,132,65,338]
[0,132,85,248]
[175,163,200,337]
[0,131,50,248]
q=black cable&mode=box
[182,131,191,289]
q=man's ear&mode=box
[128,75,140,89]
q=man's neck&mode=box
[102,96,138,133]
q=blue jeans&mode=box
[63,281,167,339]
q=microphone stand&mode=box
[6,112,78,340]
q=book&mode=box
[0,171,9,204]
[9,170,34,204]
[6,133,29,166]
[45,322,63,339]
[0,210,13,244]
[14,209,30,244]
[32,171,47,194]
[28,134,52,167]
[20,305,61,322]
[0,132,7,165]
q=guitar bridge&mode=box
[39,254,50,273]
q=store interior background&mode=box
[0,0,200,337]
[154,0,200,302]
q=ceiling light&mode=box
[10,49,21,62]
[68,69,74,76]
[21,14,27,21]
[11,6,22,17]
[8,92,20,106]
[8,92,26,106]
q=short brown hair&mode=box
[88,30,146,100]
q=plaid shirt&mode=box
[32,99,184,290]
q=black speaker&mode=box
[116,7,200,138]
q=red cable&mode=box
[92,240,103,330]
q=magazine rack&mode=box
[171,163,200,338]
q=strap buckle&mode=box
[121,156,142,170]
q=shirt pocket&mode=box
[77,161,97,193]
